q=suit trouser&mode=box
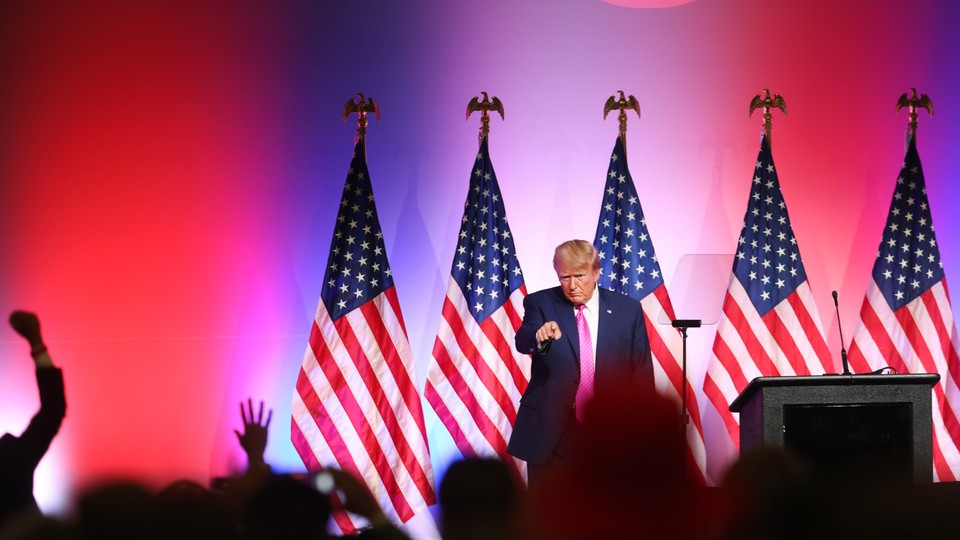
[527,411,582,489]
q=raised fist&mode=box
[9,310,43,346]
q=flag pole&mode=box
[603,90,641,155]
[466,91,504,146]
[749,89,787,147]
[343,93,380,152]
[896,88,933,146]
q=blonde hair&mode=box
[553,240,600,271]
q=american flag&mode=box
[424,136,530,481]
[703,134,833,448]
[847,134,960,481]
[593,135,708,484]
[291,140,435,533]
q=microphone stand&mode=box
[832,291,851,375]
[671,319,702,428]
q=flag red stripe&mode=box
[645,309,704,436]
[920,288,960,390]
[762,307,810,376]
[896,293,960,476]
[440,297,517,423]
[684,445,707,486]
[649,283,707,482]
[718,295,780,380]
[703,372,739,447]
[725,293,781,377]
[851,281,960,482]
[426,378,525,488]
[291,413,322,472]
[336,310,435,512]
[296,363,356,473]
[647,315,682,392]
[294,367,375,530]
[430,332,509,454]
[313,317,417,521]
[786,292,834,372]
[932,429,954,481]
[504,292,529,395]
[291,418,359,533]
[652,284,678,320]
[503,290,524,329]
[384,281,410,338]
[893,303,940,382]
[935,282,960,472]
[479,314,526,407]
[712,330,749,394]
[650,286,708,485]
[359,297,430,446]
[423,380,479,458]
[850,292,905,373]
[846,341,871,374]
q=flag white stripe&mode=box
[707,272,831,449]
[299,296,432,523]
[782,281,832,370]
[854,279,960,480]
[706,334,739,399]
[430,283,526,450]
[291,391,368,529]
[344,301,432,514]
[426,377,498,457]
[303,316,403,519]
[444,281,527,405]
[731,278,827,375]
[640,293,708,477]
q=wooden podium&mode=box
[730,374,940,482]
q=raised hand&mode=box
[234,398,272,467]
[9,310,43,347]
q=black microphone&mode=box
[832,290,851,375]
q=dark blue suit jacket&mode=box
[507,286,654,464]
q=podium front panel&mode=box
[732,375,938,482]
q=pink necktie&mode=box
[575,304,594,423]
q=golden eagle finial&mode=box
[896,88,933,135]
[466,92,505,143]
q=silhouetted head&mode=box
[243,474,331,540]
[76,481,159,540]
[439,458,521,540]
[156,480,237,540]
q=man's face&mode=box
[555,261,600,306]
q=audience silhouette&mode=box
[5,309,960,540]
[0,312,66,531]
[522,377,715,540]
[438,457,522,540]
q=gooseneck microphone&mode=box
[832,290,851,375]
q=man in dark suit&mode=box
[507,240,653,485]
